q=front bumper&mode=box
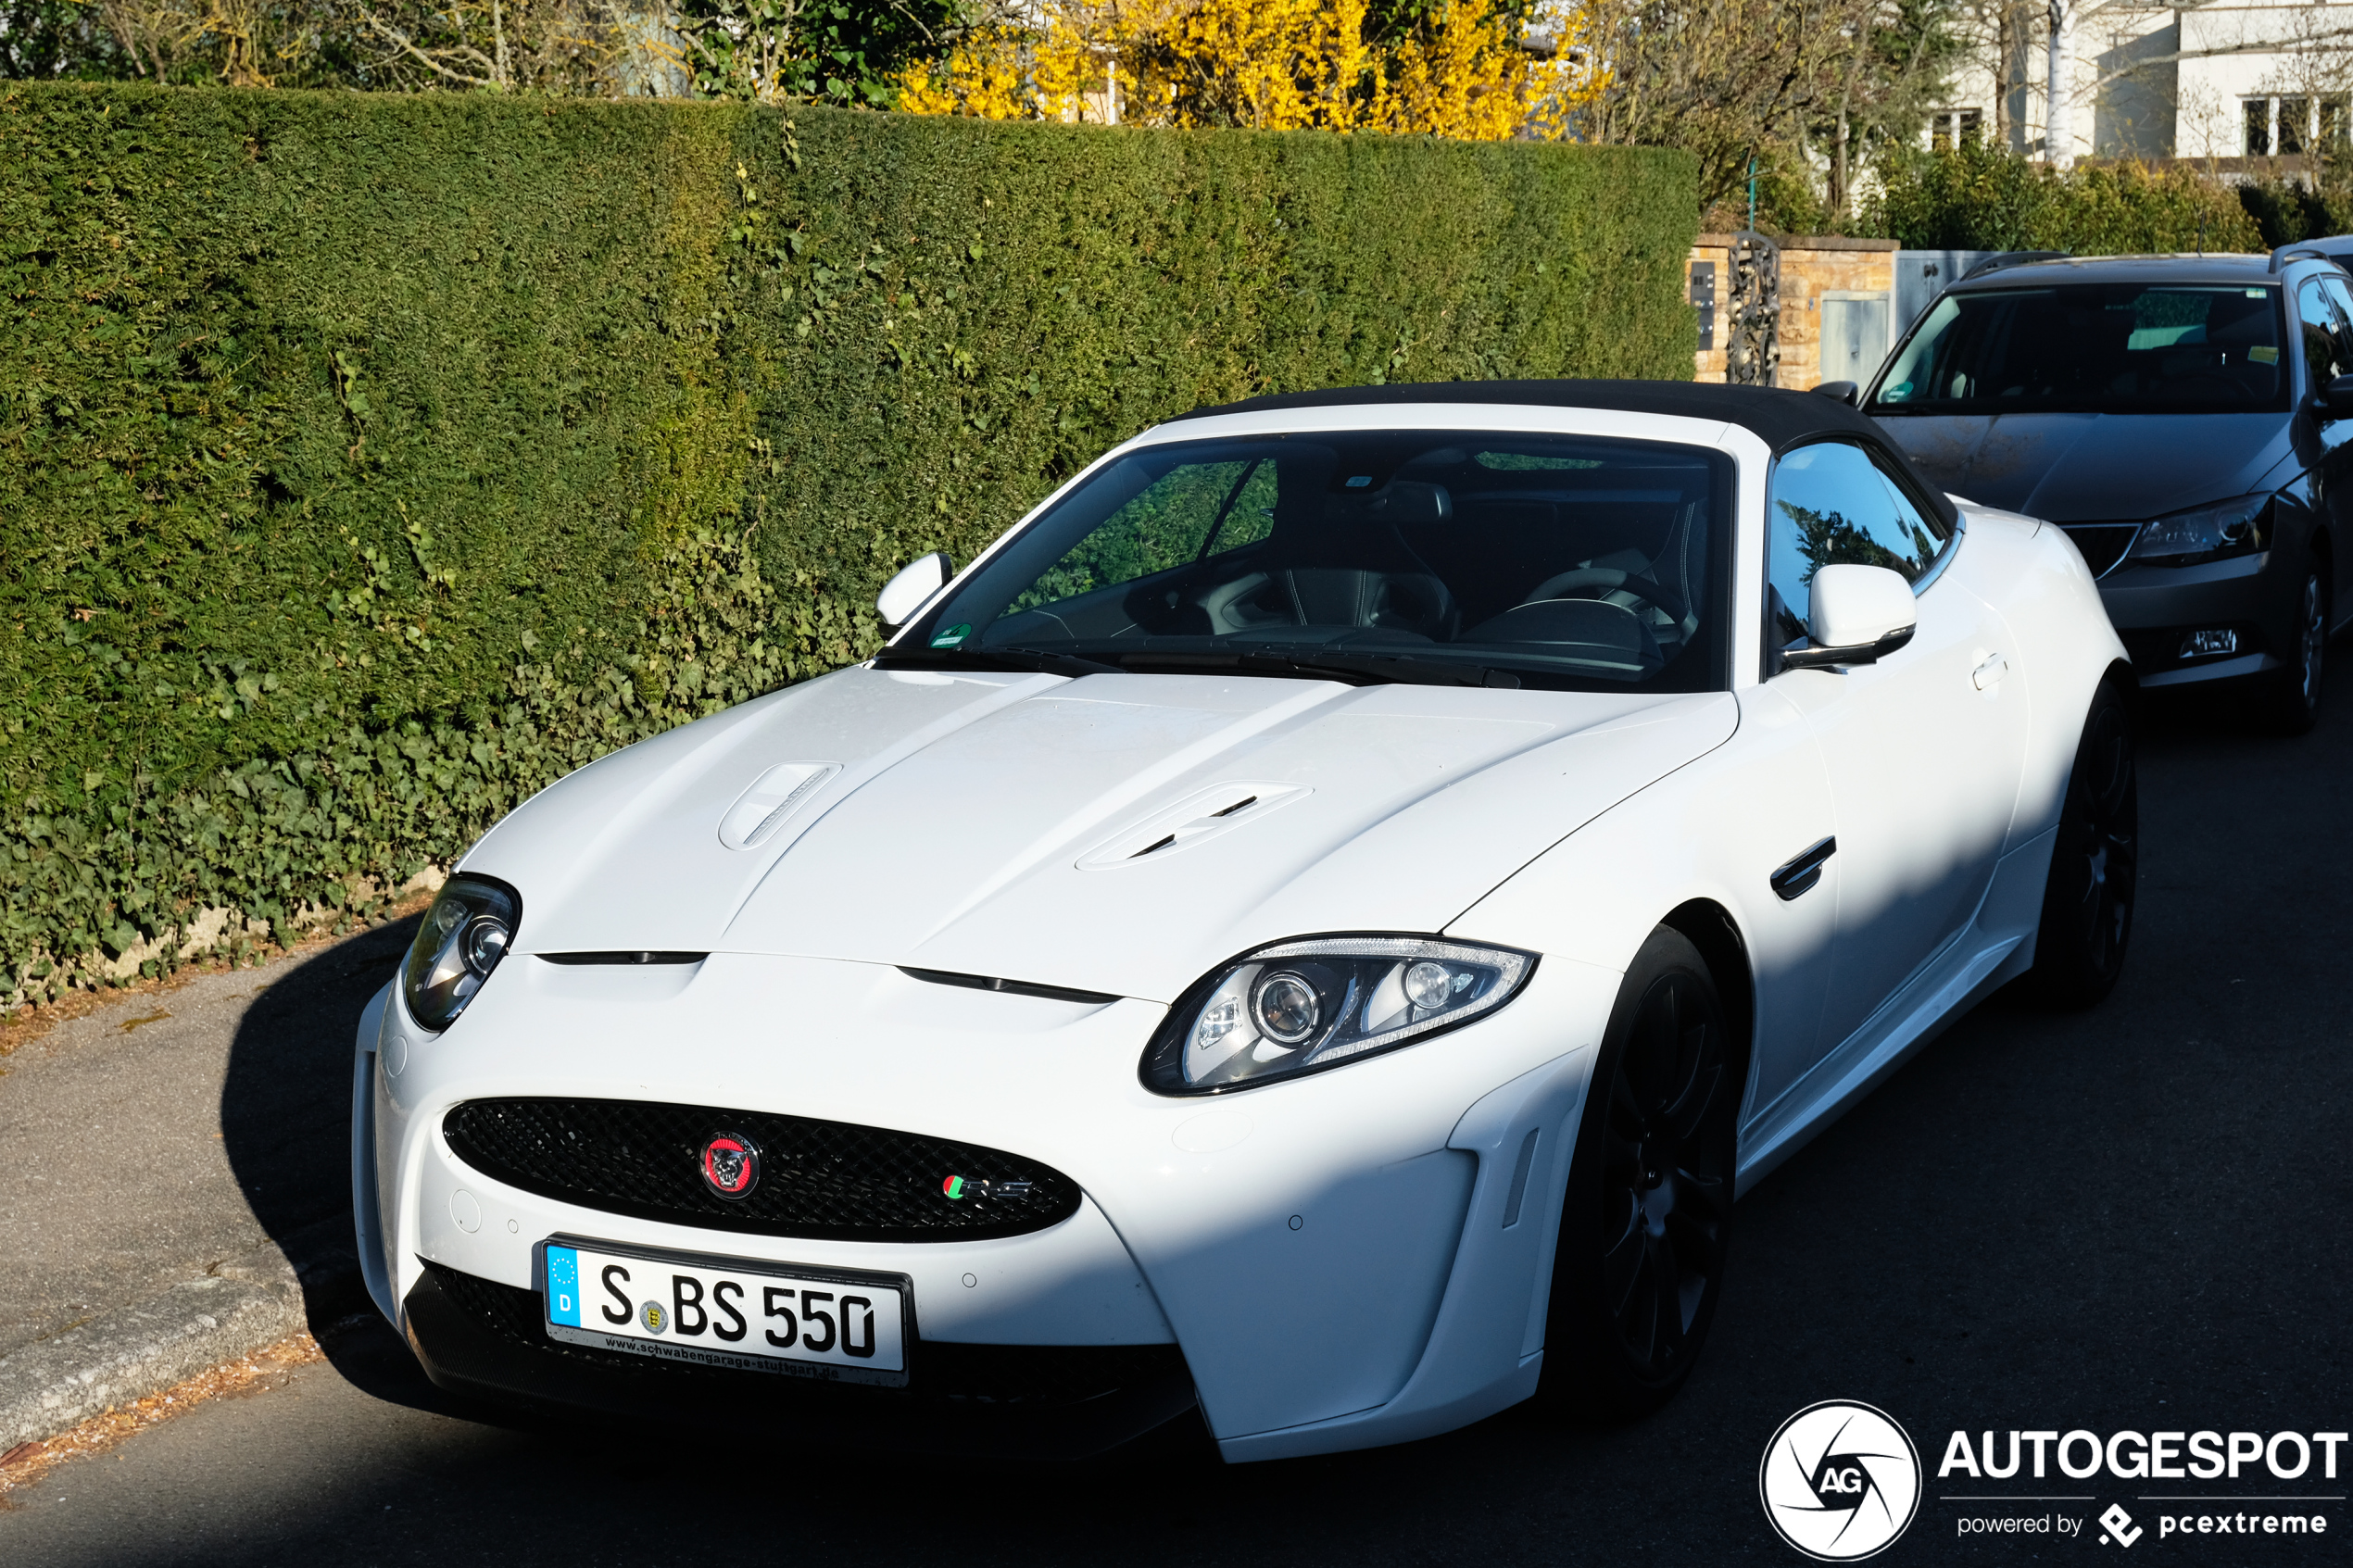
[2095,550,2288,688]
[354,949,1612,1460]
[403,1261,1200,1458]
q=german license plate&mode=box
[539,1236,911,1386]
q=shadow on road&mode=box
[217,912,420,1339]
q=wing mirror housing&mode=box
[1814,380,1860,407]
[876,552,953,633]
[1782,563,1919,670]
[2317,374,2353,420]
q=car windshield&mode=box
[895,430,1732,692]
[1870,282,2288,414]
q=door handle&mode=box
[1770,836,1836,901]
[1971,651,2009,691]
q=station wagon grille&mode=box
[2057,521,2142,578]
[443,1098,1081,1242]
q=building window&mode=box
[2246,96,2347,157]
[1930,108,1983,150]
[2281,97,2309,155]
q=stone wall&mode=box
[1689,235,1732,383]
[1689,235,1898,389]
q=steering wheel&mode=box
[1522,568,1692,630]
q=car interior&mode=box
[1875,284,2287,410]
[966,434,1728,687]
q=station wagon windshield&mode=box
[894,431,1733,693]
[1870,283,2289,415]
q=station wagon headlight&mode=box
[2130,495,2269,567]
[402,874,522,1033]
[1141,935,1535,1095]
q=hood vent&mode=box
[539,951,707,966]
[900,967,1120,1005]
[718,762,843,851]
[1076,782,1311,871]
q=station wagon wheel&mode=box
[1541,926,1734,1420]
[2263,570,2326,735]
[2025,678,2136,1007]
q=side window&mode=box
[1766,442,1944,650]
[2309,275,2353,394]
[2296,278,2345,398]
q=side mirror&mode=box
[876,552,953,633]
[2318,374,2353,420]
[1782,563,1918,670]
[1814,380,1860,407]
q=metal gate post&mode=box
[1727,232,1781,387]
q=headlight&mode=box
[1140,935,1535,1096]
[2129,495,2268,567]
[402,874,522,1033]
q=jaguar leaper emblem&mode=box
[701,1133,760,1199]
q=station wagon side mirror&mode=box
[876,552,953,633]
[1813,380,1860,407]
[1782,564,1919,670]
[2318,374,2353,420]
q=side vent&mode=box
[1076,782,1310,871]
[718,762,843,851]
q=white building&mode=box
[1927,0,2353,165]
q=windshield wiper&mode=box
[877,643,1529,688]
[873,645,1123,679]
[1108,648,1520,688]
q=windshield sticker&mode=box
[929,623,972,648]
[2250,345,2279,364]
[1344,475,1374,487]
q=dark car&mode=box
[1863,251,2353,731]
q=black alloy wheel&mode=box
[2025,678,2137,1008]
[1541,927,1735,1420]
[2264,569,2327,735]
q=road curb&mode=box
[0,1220,359,1450]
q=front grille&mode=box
[2058,522,2142,578]
[444,1098,1081,1242]
[426,1262,1184,1406]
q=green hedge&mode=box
[0,82,1697,1008]
[1868,142,2261,254]
[2238,175,2353,250]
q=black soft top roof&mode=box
[1172,378,1957,525]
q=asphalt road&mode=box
[0,922,409,1358]
[4,679,2348,1567]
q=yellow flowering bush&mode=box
[894,0,1604,141]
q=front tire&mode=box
[1538,927,1735,1421]
[2024,678,2136,1008]
[2262,569,2326,735]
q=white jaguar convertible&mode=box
[355,381,2135,1461]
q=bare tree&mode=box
[342,0,624,88]
[1579,0,1892,214]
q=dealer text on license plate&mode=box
[539,1237,910,1386]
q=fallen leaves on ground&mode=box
[0,1333,324,1502]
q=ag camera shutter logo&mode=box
[1760,1400,1923,1561]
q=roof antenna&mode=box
[2198,211,2207,257]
